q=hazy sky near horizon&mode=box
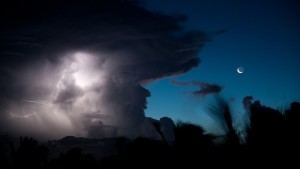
[144,0,300,130]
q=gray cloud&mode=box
[0,0,209,139]
[192,82,222,96]
[171,79,222,97]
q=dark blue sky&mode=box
[144,0,300,130]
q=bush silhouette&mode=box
[246,100,299,165]
[50,147,97,169]
[12,137,49,169]
[0,100,299,168]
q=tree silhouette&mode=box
[205,96,244,166]
[0,100,299,168]
[12,137,48,169]
[246,100,299,165]
[50,147,97,169]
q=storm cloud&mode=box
[0,0,209,139]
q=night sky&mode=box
[0,0,299,139]
[145,0,300,131]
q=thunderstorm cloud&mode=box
[0,0,209,139]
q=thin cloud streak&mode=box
[171,79,222,97]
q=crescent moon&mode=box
[237,67,244,74]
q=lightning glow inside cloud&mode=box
[0,0,209,140]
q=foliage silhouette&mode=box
[12,137,49,169]
[49,147,97,169]
[246,100,299,165]
[0,99,299,168]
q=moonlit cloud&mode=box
[0,0,209,140]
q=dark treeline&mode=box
[1,99,299,168]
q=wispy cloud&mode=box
[171,79,222,97]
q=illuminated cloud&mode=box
[0,0,209,139]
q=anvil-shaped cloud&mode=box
[0,0,209,139]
